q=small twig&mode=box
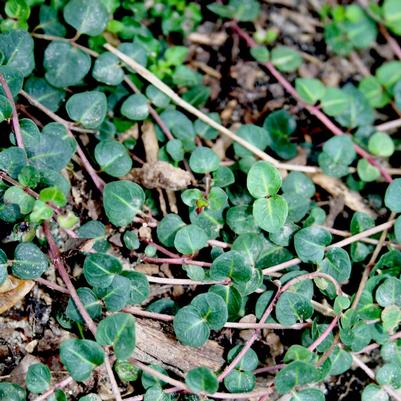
[33,376,74,401]
[0,73,24,148]
[145,275,225,286]
[141,256,212,267]
[351,212,396,310]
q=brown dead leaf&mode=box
[130,161,191,191]
[311,173,377,217]
[0,276,35,314]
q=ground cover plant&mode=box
[2,0,401,400]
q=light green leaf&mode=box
[95,140,132,177]
[252,195,288,233]
[247,161,282,198]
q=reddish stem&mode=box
[0,73,24,148]
[142,256,212,267]
[33,376,74,401]
[231,22,393,183]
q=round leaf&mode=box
[121,94,149,121]
[294,227,332,263]
[173,305,210,347]
[174,224,208,255]
[63,0,108,36]
[92,52,124,85]
[95,140,132,177]
[66,91,107,129]
[385,178,401,212]
[185,367,218,394]
[209,250,252,284]
[253,195,288,233]
[191,292,228,330]
[103,181,145,227]
[60,339,104,382]
[83,253,122,288]
[26,363,51,394]
[247,161,282,198]
[189,147,220,174]
[44,42,91,88]
[96,313,136,361]
[12,242,49,279]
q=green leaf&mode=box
[233,125,270,158]
[94,275,131,311]
[96,313,136,360]
[39,186,67,207]
[376,61,401,93]
[376,277,401,307]
[121,271,150,305]
[157,213,186,247]
[103,181,145,227]
[60,339,104,382]
[295,78,326,105]
[209,250,252,284]
[5,0,30,20]
[382,305,401,333]
[276,292,313,325]
[173,305,210,347]
[189,147,220,174]
[39,5,66,36]
[224,370,255,393]
[30,200,53,223]
[115,361,139,383]
[0,383,25,401]
[0,66,23,100]
[318,136,356,178]
[24,77,65,113]
[0,95,12,123]
[282,171,316,198]
[329,346,353,375]
[383,0,401,35]
[12,242,48,279]
[208,0,260,21]
[250,46,270,62]
[79,394,101,401]
[95,140,132,177]
[3,186,34,214]
[385,179,401,213]
[143,386,172,401]
[191,292,228,330]
[63,0,108,36]
[93,52,124,85]
[174,224,208,255]
[252,195,288,233]
[185,367,218,394]
[66,91,107,129]
[290,388,325,401]
[294,227,332,263]
[44,42,91,88]
[66,287,102,323]
[166,139,184,162]
[146,85,170,109]
[357,159,380,182]
[83,252,122,288]
[26,363,51,394]
[263,109,297,159]
[121,94,149,121]
[227,345,259,371]
[321,88,350,116]
[247,161,282,198]
[362,384,389,401]
[275,361,319,394]
[359,76,390,108]
[0,30,34,77]
[271,46,302,72]
[319,247,351,283]
[368,131,395,157]
[226,205,259,235]
[209,285,242,321]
